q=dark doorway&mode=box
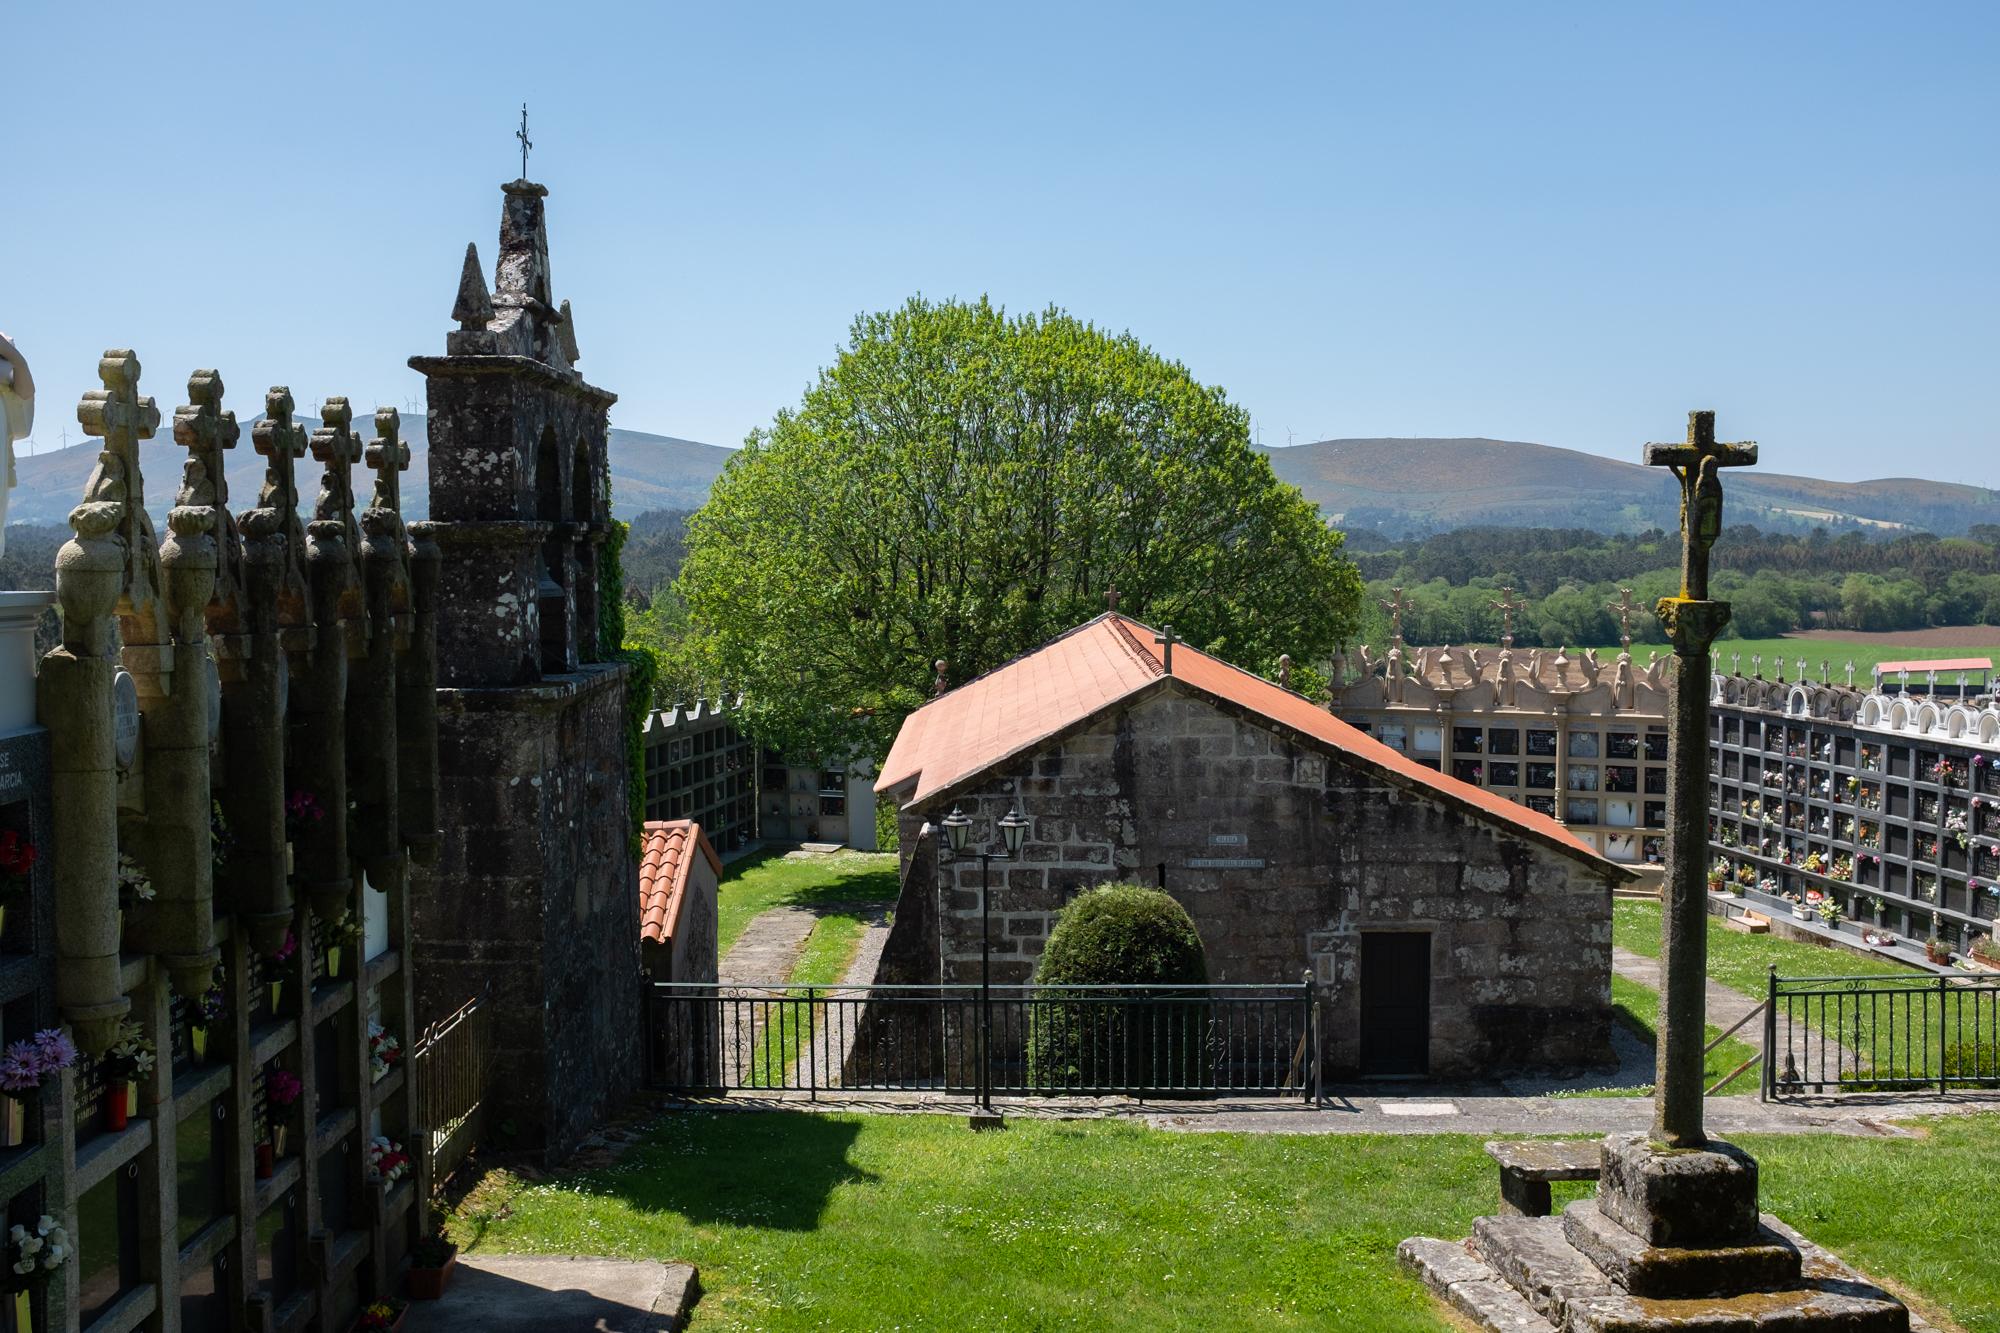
[1360,931,1431,1075]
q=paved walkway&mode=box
[658,1088,2000,1137]
[403,1255,697,1332]
[1612,945,1769,1051]
[712,899,894,1087]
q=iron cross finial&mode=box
[516,103,533,179]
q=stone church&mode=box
[875,614,1629,1077]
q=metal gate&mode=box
[1764,970,2000,1095]
[648,981,1321,1101]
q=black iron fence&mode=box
[647,981,1321,1101]
[411,987,493,1187]
[1764,969,2000,1096]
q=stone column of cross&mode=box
[1104,582,1119,613]
[1643,409,1757,1150]
[1490,586,1522,650]
[1154,624,1181,673]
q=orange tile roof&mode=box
[877,614,1620,875]
[1874,658,1991,676]
[639,819,722,945]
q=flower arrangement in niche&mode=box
[103,1020,155,1081]
[116,854,154,913]
[368,1022,402,1082]
[209,801,232,871]
[0,1030,75,1095]
[357,1300,407,1330]
[8,1214,70,1280]
[1933,759,1962,787]
[284,789,325,841]
[0,831,34,890]
[366,1135,411,1185]
[320,910,361,979]
[266,1067,302,1110]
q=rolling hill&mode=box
[1256,438,2000,538]
[8,416,734,528]
[13,427,1996,540]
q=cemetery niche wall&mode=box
[21,350,436,1332]
[406,176,639,1163]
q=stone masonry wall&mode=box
[415,659,637,1157]
[899,685,1613,1077]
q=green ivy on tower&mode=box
[598,515,658,842]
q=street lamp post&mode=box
[940,802,1029,1121]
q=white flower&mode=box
[7,1225,23,1245]
[11,1258,32,1276]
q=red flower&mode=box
[0,831,36,878]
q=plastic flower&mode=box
[0,830,36,881]
[269,929,297,963]
[196,986,227,1023]
[31,1029,76,1071]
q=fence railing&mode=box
[411,987,493,1187]
[647,981,1321,1101]
[1764,969,2000,1096]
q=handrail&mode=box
[649,981,1305,993]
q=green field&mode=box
[1572,635,2000,682]
[455,1110,2000,1333]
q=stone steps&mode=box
[1400,1215,1917,1333]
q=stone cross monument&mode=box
[1605,586,1640,653]
[1644,408,1756,1147]
[1490,586,1521,649]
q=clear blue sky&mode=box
[12,2,1997,483]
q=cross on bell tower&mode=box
[516,103,533,180]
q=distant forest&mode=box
[1347,524,2000,649]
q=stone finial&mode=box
[1820,660,1830,685]
[453,242,495,329]
[557,299,580,365]
[932,659,949,697]
[1105,582,1119,613]
[365,407,411,514]
[172,369,238,510]
[1379,586,1409,647]
[1774,657,1786,684]
[251,386,309,513]
[309,397,364,524]
[1278,653,1292,690]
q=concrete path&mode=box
[403,1255,697,1332]
[713,900,894,1087]
[659,1087,2000,1137]
[717,905,821,986]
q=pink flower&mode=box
[268,930,297,963]
[266,1068,302,1107]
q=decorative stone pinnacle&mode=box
[1605,586,1640,652]
[453,243,495,330]
[171,369,238,510]
[1278,653,1292,690]
[309,396,364,523]
[932,659,949,698]
[1105,582,1119,613]
[251,386,309,513]
[365,408,410,514]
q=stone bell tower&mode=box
[408,178,638,1159]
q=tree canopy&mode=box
[669,296,1362,758]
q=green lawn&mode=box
[455,1111,2000,1333]
[1613,899,1917,999]
[1605,973,1759,1095]
[1574,635,2000,680]
[717,850,899,958]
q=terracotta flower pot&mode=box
[406,1246,459,1300]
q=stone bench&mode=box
[1483,1139,1601,1218]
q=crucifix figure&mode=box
[516,103,533,179]
[1605,586,1640,652]
[1380,586,1410,647]
[1154,623,1180,672]
[1490,585,1522,649]
[1643,410,1755,1150]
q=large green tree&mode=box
[671,296,1363,758]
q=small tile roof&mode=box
[639,819,721,945]
[877,614,1620,875]
[1875,658,1991,676]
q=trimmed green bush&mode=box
[1035,884,1208,989]
[1028,885,1209,1091]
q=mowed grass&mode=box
[1613,898,1919,997]
[717,850,900,958]
[1572,636,2000,679]
[455,1111,2000,1333]
[1604,973,1760,1095]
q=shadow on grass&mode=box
[585,1111,877,1232]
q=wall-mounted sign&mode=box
[1207,834,1247,846]
[1188,857,1265,870]
[113,669,141,770]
